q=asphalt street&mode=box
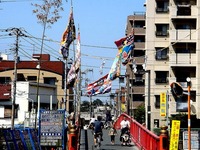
[80,128,139,150]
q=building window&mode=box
[0,77,11,84]
[156,1,169,13]
[3,105,18,118]
[27,76,37,81]
[134,20,145,28]
[177,5,191,16]
[155,71,168,83]
[17,73,26,81]
[155,47,168,60]
[155,24,169,36]
[154,95,160,109]
[44,77,56,85]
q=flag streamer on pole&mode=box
[121,34,134,65]
[107,37,126,81]
[67,29,81,87]
[86,74,111,96]
[60,7,76,59]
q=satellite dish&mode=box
[191,105,196,114]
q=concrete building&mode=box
[144,0,199,130]
[0,54,73,127]
[125,0,200,131]
[125,12,146,121]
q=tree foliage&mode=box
[80,101,90,112]
[93,99,104,107]
[134,103,145,124]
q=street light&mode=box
[186,77,191,150]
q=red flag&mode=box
[114,37,126,49]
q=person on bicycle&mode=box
[120,116,130,143]
[93,116,104,146]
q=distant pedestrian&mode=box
[89,115,96,129]
[108,125,117,145]
[105,110,112,127]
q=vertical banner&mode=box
[170,120,180,150]
[160,92,166,117]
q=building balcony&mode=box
[168,77,196,89]
[132,13,146,20]
[169,53,196,66]
[156,7,169,13]
[134,42,145,50]
[134,28,145,35]
[131,86,144,94]
[170,5,198,18]
[155,78,168,84]
[135,56,145,64]
[127,56,145,66]
[179,78,196,89]
[170,29,197,42]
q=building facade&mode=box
[125,13,146,121]
[144,0,199,130]
[0,54,73,127]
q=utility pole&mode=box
[126,74,130,115]
[146,70,151,130]
[9,28,23,129]
[64,59,68,111]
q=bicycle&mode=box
[94,132,102,149]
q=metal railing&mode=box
[114,113,160,150]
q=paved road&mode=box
[80,128,139,150]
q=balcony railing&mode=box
[169,53,196,65]
[155,31,169,37]
[132,86,145,94]
[155,78,168,84]
[134,42,145,50]
[170,5,197,18]
[134,28,145,35]
[156,7,169,13]
[170,29,197,42]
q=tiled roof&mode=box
[0,61,64,75]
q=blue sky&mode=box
[0,0,145,101]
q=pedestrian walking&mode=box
[108,125,117,145]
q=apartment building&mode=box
[125,13,146,121]
[144,0,199,130]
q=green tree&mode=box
[134,103,145,124]
[80,101,90,112]
[93,99,104,107]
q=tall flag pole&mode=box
[60,6,76,111]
